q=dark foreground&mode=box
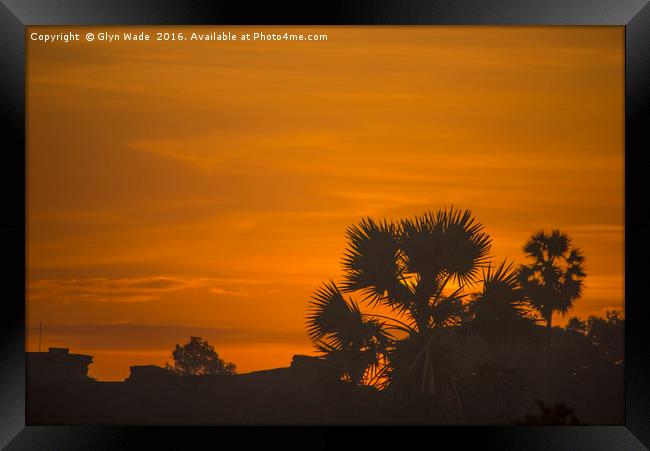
[27,353,623,426]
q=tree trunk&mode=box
[544,312,552,403]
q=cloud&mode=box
[28,275,260,304]
[209,287,250,297]
[564,224,624,235]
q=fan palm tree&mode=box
[464,260,537,421]
[467,260,537,350]
[306,207,492,404]
[518,230,586,401]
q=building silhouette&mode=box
[26,347,93,384]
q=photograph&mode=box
[24,25,626,426]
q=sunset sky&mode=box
[27,26,624,381]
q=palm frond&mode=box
[399,206,492,286]
[547,229,571,257]
[468,260,537,345]
[388,329,467,397]
[567,247,585,265]
[523,233,545,260]
[364,312,417,335]
[306,281,354,345]
[307,281,393,385]
[341,217,409,308]
[430,289,468,329]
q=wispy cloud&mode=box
[564,224,624,235]
[209,287,250,297]
[28,275,263,303]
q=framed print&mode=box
[1,0,649,449]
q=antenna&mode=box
[39,322,42,352]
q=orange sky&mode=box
[26,26,624,381]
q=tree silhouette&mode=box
[566,310,624,363]
[307,207,495,403]
[306,282,390,384]
[303,210,609,423]
[464,260,537,420]
[518,230,586,401]
[467,260,537,350]
[517,400,581,425]
[166,336,236,376]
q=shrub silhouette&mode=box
[517,400,582,425]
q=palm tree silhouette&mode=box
[306,281,390,384]
[465,260,537,420]
[307,207,492,405]
[467,260,537,350]
[518,230,586,401]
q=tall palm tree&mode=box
[306,207,492,404]
[518,230,586,401]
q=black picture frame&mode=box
[1,1,648,449]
